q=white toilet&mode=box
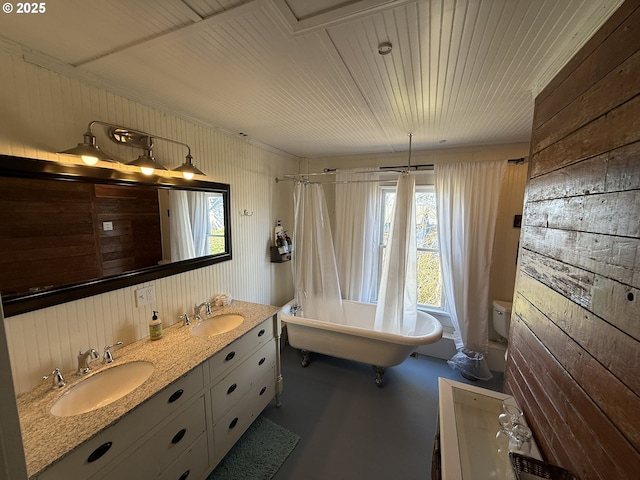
[492,300,513,342]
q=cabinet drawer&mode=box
[159,433,210,480]
[143,363,205,418]
[208,319,274,384]
[97,396,207,480]
[212,366,275,464]
[211,341,276,423]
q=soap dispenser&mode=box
[149,310,163,340]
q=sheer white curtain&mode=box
[334,171,380,302]
[435,160,506,380]
[188,192,209,258]
[169,191,209,261]
[374,173,418,335]
[170,191,195,261]
[293,181,345,324]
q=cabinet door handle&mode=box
[178,470,191,480]
[227,383,237,395]
[229,417,238,429]
[168,389,184,403]
[87,442,112,463]
[258,329,266,337]
[260,386,267,396]
[225,351,236,362]
[258,357,266,366]
[171,428,187,444]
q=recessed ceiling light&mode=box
[378,42,392,55]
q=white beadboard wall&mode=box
[0,48,298,394]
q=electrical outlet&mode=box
[135,285,155,307]
[103,221,113,231]
[145,285,156,304]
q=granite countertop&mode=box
[16,300,281,478]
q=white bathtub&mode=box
[281,300,443,385]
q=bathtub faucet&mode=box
[289,303,302,317]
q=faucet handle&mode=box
[42,368,66,389]
[103,341,123,364]
[179,313,191,326]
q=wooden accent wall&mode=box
[505,1,640,479]
[0,177,101,296]
[0,179,163,297]
[93,184,162,277]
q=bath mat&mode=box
[207,416,299,480]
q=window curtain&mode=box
[374,173,418,335]
[435,160,506,380]
[188,192,209,258]
[334,171,380,303]
[293,181,345,324]
[169,191,208,261]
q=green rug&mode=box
[207,416,299,480]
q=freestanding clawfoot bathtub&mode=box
[281,300,443,386]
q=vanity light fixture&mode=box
[59,120,206,178]
[58,127,115,165]
[128,146,167,176]
[172,153,205,180]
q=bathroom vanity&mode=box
[16,301,282,480]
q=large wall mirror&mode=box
[0,154,232,317]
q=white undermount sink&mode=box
[50,361,154,417]
[191,314,244,337]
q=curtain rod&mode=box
[275,157,527,183]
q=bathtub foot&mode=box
[301,350,311,367]
[373,366,386,387]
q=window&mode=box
[206,192,226,255]
[379,186,443,309]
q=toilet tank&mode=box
[492,300,513,340]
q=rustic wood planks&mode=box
[506,1,640,477]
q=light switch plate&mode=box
[135,285,155,307]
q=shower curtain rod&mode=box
[274,157,526,184]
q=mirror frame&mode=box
[0,154,232,317]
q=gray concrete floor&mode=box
[261,344,503,480]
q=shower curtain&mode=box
[334,171,380,303]
[169,191,209,261]
[293,181,345,324]
[374,173,418,335]
[435,160,505,380]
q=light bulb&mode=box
[81,155,99,166]
[141,166,154,175]
[182,171,194,180]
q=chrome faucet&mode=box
[102,341,123,364]
[289,303,302,317]
[77,348,100,375]
[193,302,212,320]
[179,313,192,326]
[42,368,66,389]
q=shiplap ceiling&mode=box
[0,0,622,158]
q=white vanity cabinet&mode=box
[94,395,208,480]
[34,312,281,480]
[38,364,205,480]
[207,319,278,466]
